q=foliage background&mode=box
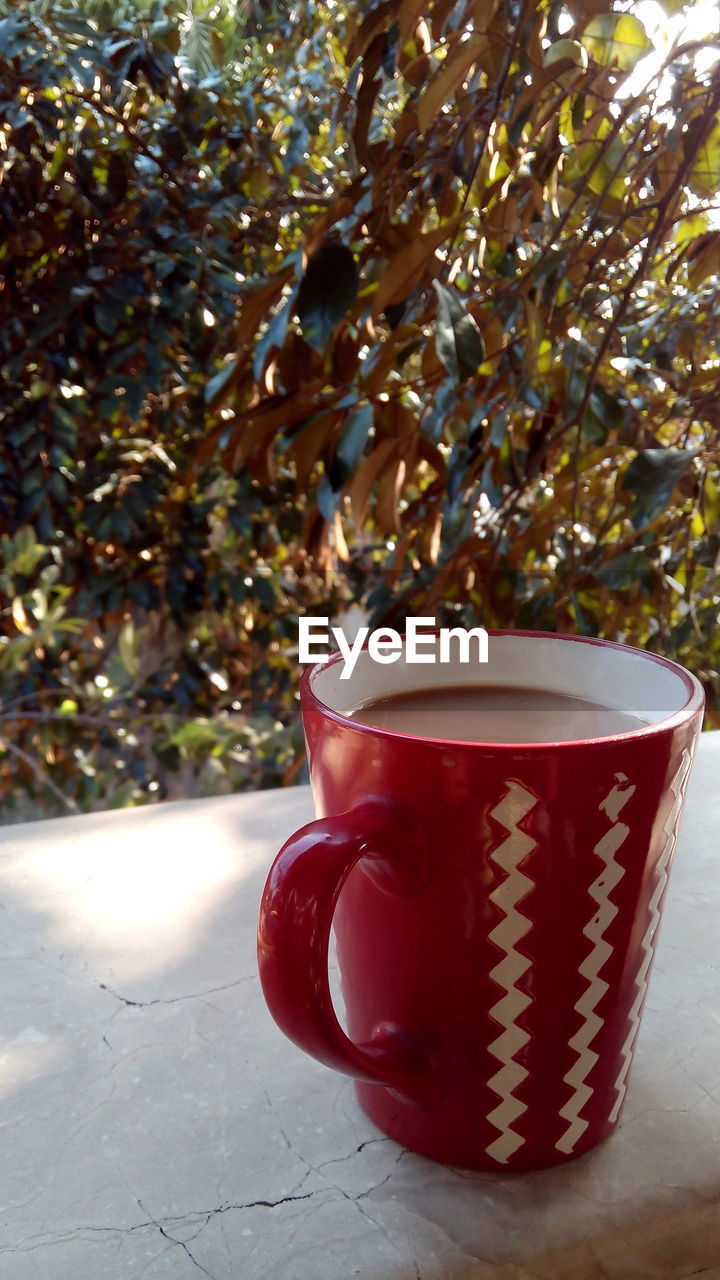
[1,0,719,820]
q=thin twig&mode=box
[0,712,114,728]
[0,735,79,813]
[447,0,532,262]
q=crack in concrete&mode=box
[1,1171,419,1265]
[137,1197,216,1278]
[257,1077,414,1214]
[317,1136,389,1171]
[0,1224,154,1256]
[0,1193,324,1263]
[256,1080,327,1190]
[350,1147,411,1204]
[58,1078,118,1152]
[98,976,253,1009]
[230,1191,318,1211]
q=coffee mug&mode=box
[257,631,704,1171]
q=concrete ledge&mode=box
[1,736,719,1279]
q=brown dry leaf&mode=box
[304,180,366,257]
[472,0,501,31]
[430,0,460,39]
[687,234,720,289]
[420,336,445,382]
[347,1,396,65]
[304,509,333,573]
[258,439,276,486]
[372,220,457,316]
[652,144,678,198]
[511,79,541,128]
[236,271,293,350]
[397,49,430,90]
[361,324,423,395]
[528,178,546,217]
[690,365,720,389]
[288,412,338,490]
[436,180,461,221]
[416,36,488,134]
[332,330,360,384]
[275,332,323,395]
[573,0,616,16]
[387,398,419,445]
[332,509,350,562]
[424,559,454,611]
[428,509,442,564]
[398,436,419,480]
[353,37,385,169]
[262,357,280,397]
[388,526,416,586]
[469,306,506,361]
[417,437,448,478]
[349,439,397,524]
[377,219,423,256]
[230,386,325,470]
[518,182,541,233]
[477,14,510,79]
[315,528,333,574]
[375,457,407,534]
[484,194,518,254]
[398,0,429,46]
[524,296,544,379]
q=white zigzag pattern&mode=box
[609,748,692,1124]
[556,774,635,1154]
[485,781,537,1164]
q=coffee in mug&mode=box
[350,683,647,743]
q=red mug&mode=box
[257,631,704,1171]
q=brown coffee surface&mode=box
[349,684,647,744]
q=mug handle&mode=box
[257,796,441,1105]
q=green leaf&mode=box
[432,282,485,383]
[0,15,23,58]
[690,121,720,197]
[118,621,140,678]
[581,13,650,72]
[621,447,699,528]
[296,241,358,351]
[337,403,373,471]
[170,721,220,749]
[328,402,374,490]
[28,298,78,349]
[95,296,122,336]
[106,152,128,205]
[253,288,299,380]
[317,473,340,521]
[590,385,627,432]
[674,211,709,250]
[481,458,503,507]
[205,357,239,407]
[594,549,655,590]
[52,10,98,40]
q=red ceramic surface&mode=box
[257,632,704,1171]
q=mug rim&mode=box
[300,629,705,750]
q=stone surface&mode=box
[1,737,719,1279]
